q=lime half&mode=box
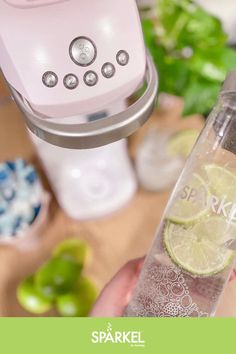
[167,173,209,225]
[168,129,199,158]
[164,217,234,276]
[205,163,236,200]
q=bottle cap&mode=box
[221,70,236,94]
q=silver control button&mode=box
[63,74,79,90]
[102,63,116,79]
[116,50,129,66]
[84,71,98,87]
[42,71,58,88]
[69,37,97,67]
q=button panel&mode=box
[63,74,79,90]
[69,37,97,67]
[84,71,98,87]
[42,71,58,88]
[42,48,129,89]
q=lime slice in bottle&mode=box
[167,129,199,158]
[164,218,234,276]
[167,173,209,225]
[193,216,236,246]
[17,277,53,315]
[205,163,236,200]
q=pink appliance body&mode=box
[0,0,146,118]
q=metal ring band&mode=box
[12,53,158,149]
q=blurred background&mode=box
[1,0,236,317]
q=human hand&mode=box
[90,258,144,317]
[230,269,236,282]
[91,258,236,317]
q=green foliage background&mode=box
[142,0,236,116]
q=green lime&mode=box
[35,256,81,300]
[167,174,209,225]
[56,293,83,317]
[53,238,88,264]
[193,216,236,246]
[167,129,199,158]
[17,277,52,315]
[205,163,236,200]
[76,277,98,315]
[164,217,234,276]
[56,277,97,317]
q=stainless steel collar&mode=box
[12,53,158,149]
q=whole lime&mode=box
[53,238,89,265]
[56,293,83,317]
[35,256,81,300]
[56,277,97,317]
[17,277,52,315]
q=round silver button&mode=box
[116,50,129,66]
[102,63,116,79]
[69,37,97,67]
[42,71,58,88]
[63,74,79,90]
[84,71,98,87]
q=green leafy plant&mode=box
[142,0,236,116]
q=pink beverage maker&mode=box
[0,0,158,219]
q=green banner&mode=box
[0,318,234,354]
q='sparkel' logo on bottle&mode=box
[91,322,145,347]
[180,184,236,222]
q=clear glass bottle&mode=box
[126,71,236,317]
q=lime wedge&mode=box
[205,163,236,200]
[167,174,209,225]
[164,218,234,276]
[167,129,199,158]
